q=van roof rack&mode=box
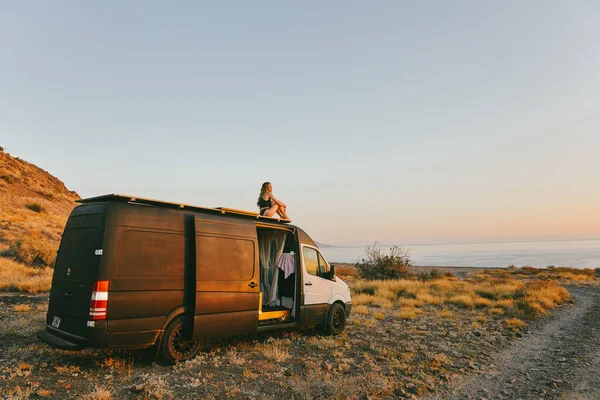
[77,194,292,224]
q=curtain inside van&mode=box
[258,231,286,307]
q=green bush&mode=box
[355,243,411,280]
[4,235,56,267]
[25,202,44,213]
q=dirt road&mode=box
[430,286,600,400]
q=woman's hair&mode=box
[257,182,271,207]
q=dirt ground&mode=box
[427,285,600,400]
[0,289,525,399]
[1,274,598,399]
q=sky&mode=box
[1,1,599,246]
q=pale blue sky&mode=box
[1,1,599,245]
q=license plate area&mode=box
[52,316,61,328]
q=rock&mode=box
[36,389,53,397]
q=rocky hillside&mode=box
[0,146,79,266]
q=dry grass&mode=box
[349,275,571,322]
[0,257,53,293]
[353,305,369,315]
[397,308,418,320]
[258,340,291,363]
[472,266,600,284]
[2,232,57,267]
[438,309,454,319]
[504,318,527,328]
[13,304,30,312]
[81,385,113,400]
[374,311,386,320]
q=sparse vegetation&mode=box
[473,266,600,284]
[1,174,14,184]
[504,318,527,329]
[13,304,30,313]
[81,385,113,400]
[355,243,411,280]
[25,202,44,213]
[350,275,571,320]
[0,257,53,293]
[2,233,57,267]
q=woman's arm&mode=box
[268,194,285,207]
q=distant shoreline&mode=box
[323,237,600,249]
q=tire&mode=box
[159,316,202,364]
[325,303,346,336]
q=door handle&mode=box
[64,292,73,298]
[248,282,257,288]
[305,282,312,286]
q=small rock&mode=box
[558,358,566,362]
[36,389,53,397]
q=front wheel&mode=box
[325,303,346,335]
[159,316,202,364]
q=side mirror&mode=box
[328,265,336,280]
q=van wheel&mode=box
[160,316,201,364]
[325,303,346,335]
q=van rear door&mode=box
[46,204,106,340]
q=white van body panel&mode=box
[300,244,332,305]
[300,244,351,307]
[330,277,351,305]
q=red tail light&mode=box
[89,280,109,321]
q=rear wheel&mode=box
[325,303,346,335]
[159,316,202,364]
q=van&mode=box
[40,194,352,363]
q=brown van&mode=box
[40,194,352,363]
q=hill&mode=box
[0,146,79,266]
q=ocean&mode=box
[320,239,600,269]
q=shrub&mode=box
[356,243,411,280]
[335,265,360,279]
[25,202,44,213]
[1,175,14,184]
[4,234,56,267]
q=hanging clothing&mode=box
[277,253,295,279]
[258,231,286,306]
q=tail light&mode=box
[89,280,109,321]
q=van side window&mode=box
[317,253,330,277]
[303,247,318,276]
[303,247,330,278]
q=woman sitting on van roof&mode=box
[257,182,291,221]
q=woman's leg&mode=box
[263,204,279,217]
[276,206,290,220]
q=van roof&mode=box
[77,194,292,224]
